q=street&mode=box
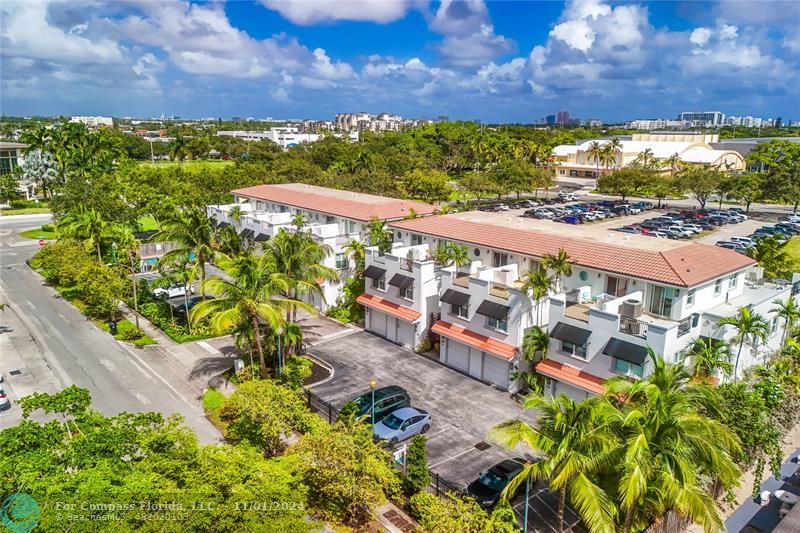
[0,214,220,443]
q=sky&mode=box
[1,0,798,122]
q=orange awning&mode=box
[432,320,518,361]
[357,293,421,323]
[535,359,606,395]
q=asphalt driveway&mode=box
[309,331,538,487]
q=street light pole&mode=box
[369,377,378,425]
[523,476,530,533]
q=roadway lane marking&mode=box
[121,346,194,407]
[135,391,152,406]
[429,445,481,469]
[197,341,219,354]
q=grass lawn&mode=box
[98,318,157,346]
[202,387,227,433]
[141,160,234,169]
[1,207,51,216]
[783,237,800,270]
[19,227,57,240]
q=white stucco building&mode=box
[207,184,435,310]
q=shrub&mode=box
[117,325,145,341]
[281,356,312,390]
[30,239,93,285]
[416,339,432,353]
[235,365,260,383]
[40,223,55,232]
[76,263,126,318]
[9,199,39,209]
[403,435,431,495]
[409,492,517,533]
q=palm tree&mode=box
[264,229,338,323]
[663,153,682,178]
[633,148,657,171]
[598,143,617,175]
[586,141,603,178]
[57,206,108,260]
[719,306,770,379]
[110,224,142,328]
[542,248,572,293]
[684,337,732,381]
[604,351,741,532]
[747,235,791,280]
[228,205,244,225]
[608,138,623,170]
[521,326,549,366]
[291,212,308,231]
[520,269,554,325]
[169,132,188,164]
[191,252,313,378]
[343,238,366,277]
[490,394,617,533]
[365,217,393,254]
[154,208,215,296]
[770,296,800,348]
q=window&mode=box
[400,285,413,300]
[606,276,628,297]
[714,278,723,295]
[325,216,335,224]
[614,358,644,378]
[728,273,739,289]
[0,150,19,175]
[492,252,509,268]
[348,221,356,234]
[687,289,695,307]
[411,234,423,246]
[335,253,348,270]
[452,303,468,319]
[569,170,578,177]
[487,316,508,332]
[649,285,675,317]
[772,317,779,335]
[561,340,587,360]
[372,276,386,291]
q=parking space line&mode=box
[429,445,479,469]
[420,427,449,441]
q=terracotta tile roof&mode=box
[431,320,518,360]
[357,293,421,322]
[232,183,436,222]
[535,360,606,395]
[390,216,755,287]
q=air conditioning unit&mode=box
[619,299,642,318]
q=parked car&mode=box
[516,199,539,208]
[0,389,10,411]
[558,191,578,201]
[153,283,195,299]
[495,203,510,211]
[466,458,527,508]
[716,241,748,253]
[728,236,755,246]
[373,406,431,444]
[349,385,410,423]
[174,295,214,315]
[558,216,581,224]
[616,226,639,234]
[647,231,669,238]
[681,224,705,234]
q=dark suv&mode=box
[348,385,411,422]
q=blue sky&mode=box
[1,1,798,122]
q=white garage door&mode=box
[482,353,510,389]
[396,321,414,348]
[445,340,470,373]
[554,381,590,402]
[370,310,388,338]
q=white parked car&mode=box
[495,203,510,211]
[558,192,578,201]
[682,224,704,234]
[0,389,10,411]
[153,283,195,299]
[729,236,755,246]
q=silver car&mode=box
[373,406,431,445]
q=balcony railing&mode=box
[619,316,648,338]
[400,259,413,272]
[677,316,692,338]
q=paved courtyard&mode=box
[308,331,537,487]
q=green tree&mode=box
[220,379,323,456]
[343,238,365,276]
[493,160,539,199]
[719,306,770,379]
[542,247,572,292]
[409,492,517,533]
[0,173,19,202]
[403,435,431,495]
[747,235,792,280]
[676,165,725,209]
[291,418,400,526]
[459,171,496,204]
[596,167,650,202]
[76,262,126,319]
[490,394,617,533]
[604,352,741,533]
[432,242,470,268]
[365,217,393,254]
[401,168,453,203]
[155,207,216,295]
[726,172,763,213]
[191,251,313,378]
[685,336,733,381]
[770,296,800,348]
[586,141,603,178]
[57,206,109,260]
[520,269,554,325]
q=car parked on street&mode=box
[153,283,195,299]
[373,406,431,445]
[466,458,527,508]
[349,385,410,423]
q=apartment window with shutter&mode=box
[335,253,348,270]
[372,276,385,291]
[487,316,508,332]
[714,279,723,296]
[452,303,468,319]
[401,285,413,301]
[687,289,695,307]
[728,273,739,289]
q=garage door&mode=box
[370,310,388,338]
[445,339,470,373]
[482,353,510,389]
[554,381,590,402]
[396,321,414,348]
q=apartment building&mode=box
[207,184,435,309]
[369,212,799,395]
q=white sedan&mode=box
[373,407,431,445]
[153,283,195,299]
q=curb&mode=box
[304,352,335,388]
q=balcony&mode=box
[564,302,592,322]
[453,272,470,288]
[489,283,510,300]
[677,316,692,337]
[619,316,649,338]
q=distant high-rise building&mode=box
[437,115,449,122]
[556,111,570,125]
[545,115,556,125]
[775,117,783,128]
[678,111,725,127]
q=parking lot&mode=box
[308,331,537,486]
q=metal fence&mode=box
[427,471,466,499]
[305,389,340,424]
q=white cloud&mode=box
[429,0,514,67]
[258,0,416,25]
[551,19,595,52]
[690,27,712,46]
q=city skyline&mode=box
[2,0,799,122]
